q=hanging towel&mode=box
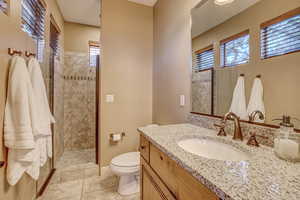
[247,77,265,123]
[4,56,40,185]
[28,57,55,166]
[229,76,248,120]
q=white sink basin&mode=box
[177,138,250,161]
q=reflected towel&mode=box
[247,78,265,123]
[229,76,248,120]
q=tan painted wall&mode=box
[0,0,64,199]
[100,0,153,166]
[153,0,199,124]
[192,0,300,126]
[64,22,100,53]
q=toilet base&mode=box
[118,174,139,196]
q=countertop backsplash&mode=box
[188,113,277,147]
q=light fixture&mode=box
[214,0,235,6]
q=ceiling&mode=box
[57,0,101,27]
[191,0,261,38]
[128,0,157,6]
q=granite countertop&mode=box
[138,124,300,200]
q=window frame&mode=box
[89,41,100,67]
[220,30,250,68]
[260,7,300,60]
[194,45,214,72]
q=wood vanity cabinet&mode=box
[140,136,219,200]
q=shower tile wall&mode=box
[64,51,96,151]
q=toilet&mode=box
[110,152,140,196]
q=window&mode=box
[261,8,300,59]
[194,45,214,72]
[21,0,46,62]
[220,30,250,67]
[0,0,8,14]
[89,41,100,67]
[50,21,60,58]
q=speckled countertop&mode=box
[138,124,300,200]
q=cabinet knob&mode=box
[0,161,5,168]
[160,155,163,161]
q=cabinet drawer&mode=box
[140,135,150,162]
[149,144,177,196]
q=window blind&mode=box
[194,46,214,72]
[21,0,46,39]
[0,0,8,14]
[50,22,60,58]
[21,0,46,62]
[89,45,100,67]
[220,31,249,67]
[261,9,300,59]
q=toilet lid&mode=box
[111,152,140,167]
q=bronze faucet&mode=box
[223,112,243,141]
[249,110,265,122]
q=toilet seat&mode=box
[111,152,140,167]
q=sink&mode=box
[177,138,250,161]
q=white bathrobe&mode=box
[247,78,265,123]
[4,56,40,185]
[28,58,55,167]
[229,76,248,120]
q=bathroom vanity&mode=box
[138,124,300,200]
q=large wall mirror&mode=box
[191,0,300,129]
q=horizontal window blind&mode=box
[261,9,300,59]
[89,45,100,67]
[50,22,60,58]
[0,0,8,14]
[194,46,214,72]
[220,31,249,67]
[21,0,46,39]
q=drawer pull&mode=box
[0,161,5,168]
[160,155,163,161]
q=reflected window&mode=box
[220,31,250,67]
[261,9,300,59]
[89,41,100,67]
[194,45,214,72]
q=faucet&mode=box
[223,112,243,141]
[249,110,264,122]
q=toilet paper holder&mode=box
[110,132,126,141]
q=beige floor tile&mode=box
[60,168,85,183]
[84,165,100,178]
[82,188,120,200]
[41,179,83,200]
[83,175,118,193]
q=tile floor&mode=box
[39,150,140,200]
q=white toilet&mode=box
[110,152,140,196]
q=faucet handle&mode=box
[247,132,268,147]
[247,132,259,147]
[214,122,227,137]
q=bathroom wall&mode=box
[153,0,199,124]
[63,22,100,151]
[0,0,64,199]
[100,0,153,166]
[192,0,300,123]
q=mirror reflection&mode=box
[191,0,300,129]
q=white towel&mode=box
[229,76,248,120]
[247,78,265,123]
[4,56,40,185]
[28,58,55,166]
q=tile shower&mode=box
[63,51,96,153]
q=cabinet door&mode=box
[142,169,165,200]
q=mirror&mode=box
[191,0,300,129]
